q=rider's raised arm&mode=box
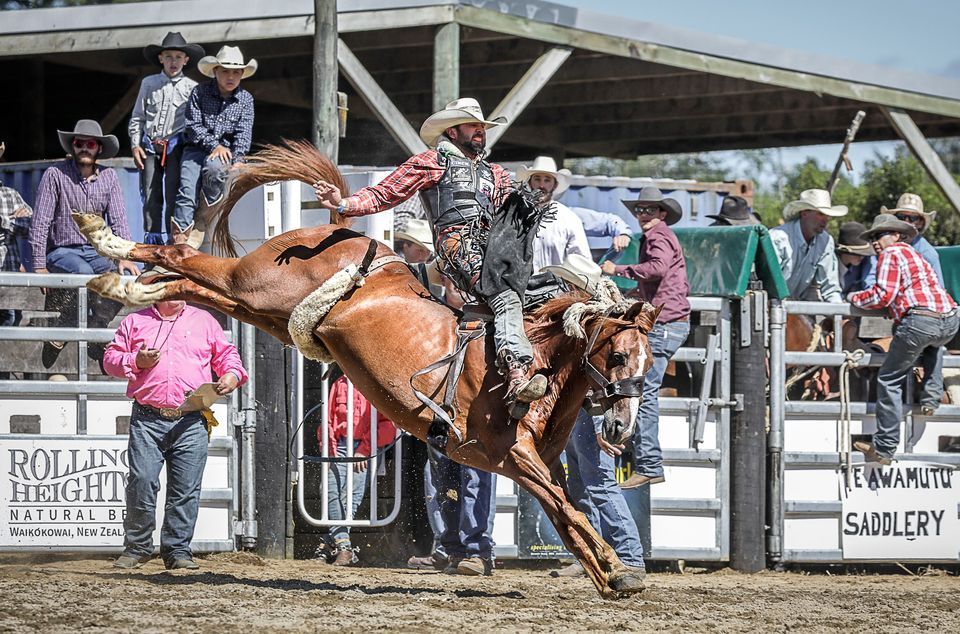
[338,150,446,217]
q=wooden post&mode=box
[433,22,460,111]
[313,0,339,161]
[882,106,960,212]
[254,329,291,558]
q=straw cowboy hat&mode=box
[782,188,847,221]
[621,186,683,226]
[859,213,918,243]
[881,192,936,228]
[542,253,603,296]
[198,45,258,79]
[57,119,119,159]
[395,218,434,253]
[706,195,760,226]
[517,156,572,196]
[143,32,205,66]
[418,98,506,147]
[835,221,875,256]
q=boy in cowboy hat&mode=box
[29,119,140,368]
[518,156,590,271]
[849,214,958,465]
[313,97,550,430]
[175,45,257,245]
[835,221,876,297]
[600,186,690,489]
[129,32,205,244]
[706,195,761,227]
[769,188,846,302]
[882,192,943,285]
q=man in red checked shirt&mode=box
[849,214,958,465]
[313,97,547,417]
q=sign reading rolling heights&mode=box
[1,437,128,548]
[840,462,960,560]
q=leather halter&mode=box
[580,307,646,416]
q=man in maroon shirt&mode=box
[601,186,690,488]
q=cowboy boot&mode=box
[500,353,548,419]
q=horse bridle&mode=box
[580,307,646,416]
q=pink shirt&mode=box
[103,305,248,409]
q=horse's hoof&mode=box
[609,570,646,595]
[72,212,105,236]
[86,272,124,302]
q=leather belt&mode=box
[910,308,958,319]
[136,401,184,420]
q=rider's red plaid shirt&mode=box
[849,242,956,322]
[343,149,512,216]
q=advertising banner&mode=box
[840,462,959,560]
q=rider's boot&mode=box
[501,354,548,420]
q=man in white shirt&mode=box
[519,156,591,271]
[128,32,205,244]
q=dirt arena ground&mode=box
[0,553,956,633]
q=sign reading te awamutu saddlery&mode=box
[841,462,959,560]
[1,437,128,547]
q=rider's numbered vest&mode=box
[422,152,497,231]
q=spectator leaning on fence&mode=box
[129,32,205,245]
[882,192,944,286]
[0,142,33,328]
[849,214,959,465]
[104,299,248,570]
[174,45,256,246]
[28,120,139,369]
[769,188,846,302]
[835,221,877,297]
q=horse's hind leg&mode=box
[506,443,643,599]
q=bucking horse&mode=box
[73,141,658,599]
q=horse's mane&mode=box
[211,139,351,257]
[527,291,632,345]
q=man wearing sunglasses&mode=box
[849,214,958,465]
[29,119,139,368]
[881,192,943,286]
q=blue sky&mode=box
[555,0,959,183]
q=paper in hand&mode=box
[179,383,223,412]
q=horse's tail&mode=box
[210,139,351,257]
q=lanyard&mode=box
[150,308,182,351]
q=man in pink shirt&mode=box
[103,299,247,570]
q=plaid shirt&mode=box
[849,242,956,322]
[0,182,32,271]
[28,159,131,270]
[344,149,512,216]
[184,80,255,161]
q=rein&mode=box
[580,307,645,415]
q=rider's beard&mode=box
[450,128,486,157]
[73,152,96,167]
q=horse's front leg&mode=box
[506,443,644,599]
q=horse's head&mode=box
[581,301,661,445]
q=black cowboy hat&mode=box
[859,213,918,243]
[835,221,874,256]
[57,119,119,160]
[706,195,760,226]
[143,32,205,66]
[621,186,683,226]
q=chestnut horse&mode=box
[73,142,658,599]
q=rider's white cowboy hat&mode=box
[782,188,847,221]
[881,192,936,228]
[198,45,258,79]
[542,253,603,296]
[621,186,683,226]
[418,98,506,147]
[57,119,119,159]
[395,218,434,253]
[859,213,918,243]
[517,156,572,196]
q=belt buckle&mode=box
[159,407,182,419]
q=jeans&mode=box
[632,320,690,476]
[175,146,229,229]
[123,403,208,565]
[326,440,369,546]
[429,446,497,559]
[566,409,645,567]
[488,289,534,364]
[873,311,960,458]
[46,245,121,330]
[140,142,184,241]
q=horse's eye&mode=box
[609,351,627,367]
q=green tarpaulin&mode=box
[601,225,789,299]
[935,245,960,300]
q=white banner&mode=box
[840,462,960,560]
[1,437,129,547]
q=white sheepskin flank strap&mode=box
[562,278,635,339]
[288,264,365,362]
